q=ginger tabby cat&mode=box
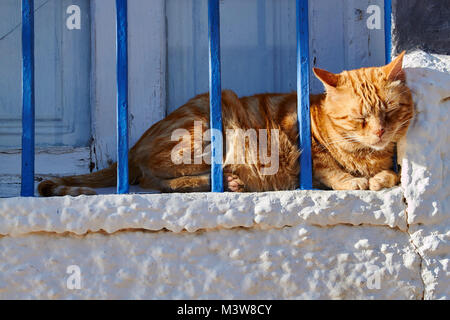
[38,52,413,196]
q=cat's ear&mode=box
[383,51,406,81]
[313,68,339,90]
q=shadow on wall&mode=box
[393,0,450,55]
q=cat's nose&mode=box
[374,128,385,138]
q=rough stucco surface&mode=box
[0,189,416,299]
[0,189,407,236]
[0,226,421,300]
[401,53,450,300]
[0,51,449,299]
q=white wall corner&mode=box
[400,52,450,299]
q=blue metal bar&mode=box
[384,0,398,172]
[384,0,392,63]
[296,0,312,190]
[208,0,224,192]
[21,0,35,197]
[116,0,129,194]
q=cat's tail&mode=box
[38,164,119,197]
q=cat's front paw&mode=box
[333,177,369,190]
[369,170,399,191]
[225,174,245,192]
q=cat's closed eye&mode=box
[354,117,366,126]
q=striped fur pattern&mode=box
[38,52,413,196]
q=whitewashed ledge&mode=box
[0,188,421,300]
[0,188,406,237]
[0,53,448,300]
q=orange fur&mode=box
[38,52,413,196]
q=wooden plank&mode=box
[0,147,91,176]
[0,175,32,198]
[90,0,116,168]
[0,0,91,148]
[0,147,91,198]
[208,0,223,192]
[21,0,35,197]
[297,0,312,190]
[127,0,166,148]
[90,0,166,170]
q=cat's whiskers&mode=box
[392,119,412,133]
[318,135,361,151]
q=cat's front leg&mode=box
[369,170,399,191]
[316,168,369,190]
[332,175,369,190]
[313,152,369,190]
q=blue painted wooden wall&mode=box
[167,0,385,113]
[0,0,91,148]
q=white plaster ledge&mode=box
[0,187,407,237]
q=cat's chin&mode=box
[370,141,390,151]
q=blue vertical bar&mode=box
[296,0,312,190]
[384,0,392,63]
[208,0,224,192]
[21,0,35,197]
[384,0,397,172]
[116,0,129,194]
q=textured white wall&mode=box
[401,52,450,300]
[0,53,449,299]
[0,188,420,299]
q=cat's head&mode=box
[313,51,413,151]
